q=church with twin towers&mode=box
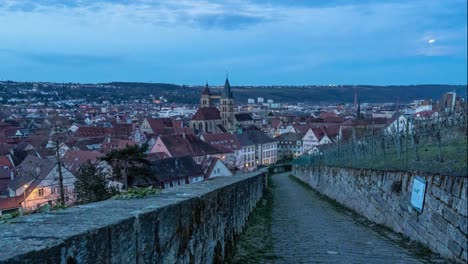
[190,77,238,134]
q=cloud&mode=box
[0,0,466,84]
[0,49,124,66]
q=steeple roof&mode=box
[202,82,211,95]
[223,77,233,99]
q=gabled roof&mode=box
[201,133,241,152]
[0,196,22,211]
[200,156,223,178]
[10,148,40,167]
[191,107,221,121]
[322,125,340,139]
[160,127,195,136]
[159,134,221,157]
[275,132,303,142]
[0,143,11,155]
[201,84,211,95]
[311,127,326,141]
[9,155,55,192]
[150,156,203,183]
[146,117,174,134]
[77,126,110,137]
[271,118,283,129]
[0,155,13,170]
[237,127,275,146]
[293,124,311,134]
[101,138,136,153]
[0,168,11,194]
[62,150,102,175]
[235,113,253,122]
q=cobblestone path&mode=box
[268,173,424,263]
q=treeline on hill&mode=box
[1,81,466,104]
[231,84,467,104]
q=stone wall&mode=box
[293,165,467,263]
[0,171,267,264]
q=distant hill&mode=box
[101,83,467,104]
[230,85,467,104]
[1,81,466,105]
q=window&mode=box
[51,188,56,195]
[38,188,44,197]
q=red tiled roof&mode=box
[146,117,174,135]
[293,124,311,134]
[111,123,133,137]
[161,127,195,136]
[311,127,326,141]
[322,125,340,139]
[62,150,103,174]
[0,168,11,194]
[415,110,436,117]
[77,126,111,137]
[171,120,183,129]
[159,134,221,157]
[0,196,22,211]
[101,138,136,153]
[271,118,282,129]
[322,116,344,123]
[318,112,337,119]
[191,107,221,121]
[0,156,13,169]
[201,133,241,153]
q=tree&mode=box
[74,161,113,204]
[100,143,151,189]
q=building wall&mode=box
[302,129,319,153]
[259,142,277,165]
[220,98,235,131]
[0,171,267,264]
[22,166,76,211]
[140,118,153,134]
[149,137,171,156]
[277,140,303,159]
[385,116,413,135]
[293,165,467,263]
[214,149,244,170]
[242,145,256,170]
[208,161,233,178]
[190,120,221,134]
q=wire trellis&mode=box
[294,113,467,177]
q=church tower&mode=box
[200,82,212,108]
[220,77,235,131]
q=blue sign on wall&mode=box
[411,176,427,212]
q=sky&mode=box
[0,0,466,85]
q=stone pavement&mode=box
[269,173,424,264]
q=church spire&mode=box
[223,76,233,99]
[201,81,211,95]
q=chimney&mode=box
[182,132,186,139]
[10,171,14,180]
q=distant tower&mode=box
[220,76,235,131]
[200,82,212,108]
[354,89,358,109]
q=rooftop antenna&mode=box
[354,87,358,109]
